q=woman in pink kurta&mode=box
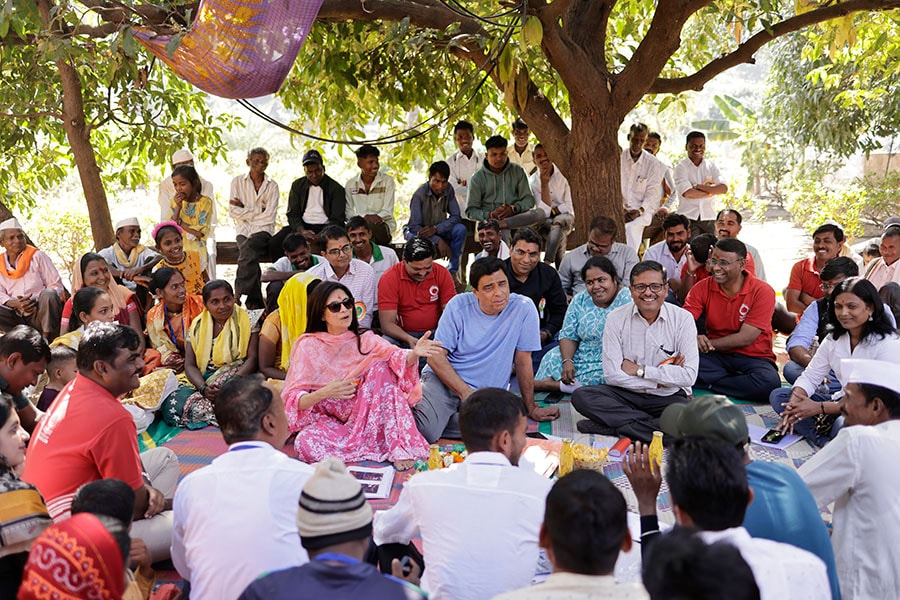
[282,281,441,469]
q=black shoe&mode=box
[576,419,618,435]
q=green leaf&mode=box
[658,95,676,113]
[122,27,136,57]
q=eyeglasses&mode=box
[326,244,352,257]
[820,281,838,292]
[632,283,666,293]
[325,298,355,313]
[707,258,740,268]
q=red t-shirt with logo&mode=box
[787,256,824,300]
[378,262,456,333]
[682,273,776,361]
[22,373,143,520]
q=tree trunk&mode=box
[37,0,113,250]
[56,59,114,250]
[554,98,625,247]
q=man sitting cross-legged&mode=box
[375,388,553,600]
[682,238,780,403]
[572,260,697,441]
[494,469,648,600]
[172,375,315,600]
[413,257,558,443]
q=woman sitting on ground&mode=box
[51,287,117,349]
[258,272,319,381]
[534,256,632,393]
[0,393,51,597]
[161,280,259,429]
[146,267,205,374]
[60,252,142,335]
[282,281,441,469]
[774,277,900,446]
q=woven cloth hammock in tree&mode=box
[134,0,323,99]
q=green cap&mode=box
[660,394,748,446]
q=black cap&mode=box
[302,149,323,166]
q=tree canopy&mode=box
[3,0,900,245]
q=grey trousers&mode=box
[571,385,688,443]
[414,370,464,443]
[131,446,180,562]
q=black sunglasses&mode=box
[325,298,355,313]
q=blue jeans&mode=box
[405,223,467,274]
[769,387,842,447]
[782,363,843,396]
[695,352,780,403]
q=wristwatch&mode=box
[636,365,645,378]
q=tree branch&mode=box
[651,0,900,94]
[536,1,608,102]
[616,0,701,111]
[73,0,193,27]
[318,0,486,36]
[538,0,575,22]
[0,111,63,120]
[563,0,616,66]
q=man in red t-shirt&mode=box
[682,238,780,403]
[378,237,455,356]
[22,322,180,561]
[785,223,847,314]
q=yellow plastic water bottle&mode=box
[648,431,664,474]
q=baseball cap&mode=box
[302,149,323,166]
[660,394,748,446]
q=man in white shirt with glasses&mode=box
[572,260,698,442]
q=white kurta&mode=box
[800,420,900,600]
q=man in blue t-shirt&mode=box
[413,257,560,443]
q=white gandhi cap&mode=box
[842,358,900,396]
[0,218,24,232]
